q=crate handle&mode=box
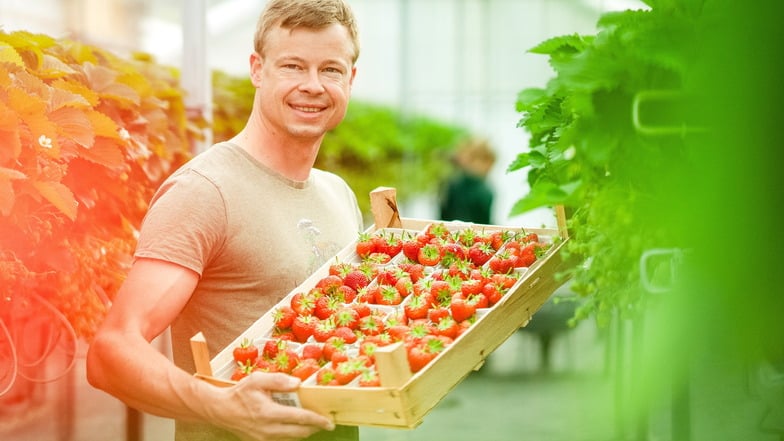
[370,187,403,229]
[190,332,214,377]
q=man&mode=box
[87,1,363,440]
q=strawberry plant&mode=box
[0,30,200,340]
[510,1,705,327]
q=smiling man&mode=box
[86,1,364,441]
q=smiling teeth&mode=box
[293,106,321,113]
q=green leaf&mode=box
[528,33,593,55]
[506,152,531,172]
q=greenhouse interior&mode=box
[1,1,782,440]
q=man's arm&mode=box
[86,258,335,440]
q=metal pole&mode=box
[182,0,213,154]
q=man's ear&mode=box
[250,52,263,87]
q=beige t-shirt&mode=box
[134,142,363,440]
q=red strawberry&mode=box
[450,294,477,323]
[427,306,451,324]
[403,293,431,321]
[291,358,321,381]
[291,315,317,343]
[355,232,376,258]
[316,366,340,386]
[487,250,516,274]
[374,284,403,306]
[290,291,316,316]
[230,360,256,381]
[334,358,364,385]
[300,343,325,363]
[314,295,341,320]
[271,349,299,374]
[232,338,258,365]
[417,243,442,266]
[312,318,337,343]
[358,368,381,387]
[333,307,360,330]
[407,335,445,373]
[468,242,495,266]
[262,338,287,360]
[434,315,460,340]
[272,305,296,330]
[322,336,348,363]
[358,315,385,336]
[402,238,424,262]
[332,326,359,344]
[350,301,372,318]
[343,270,370,291]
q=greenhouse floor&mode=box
[1,311,780,441]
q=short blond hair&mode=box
[453,138,496,177]
[254,0,360,63]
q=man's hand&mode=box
[215,371,335,441]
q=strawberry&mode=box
[358,315,385,336]
[406,335,446,373]
[374,284,403,306]
[312,318,337,343]
[434,315,460,340]
[300,343,325,364]
[487,250,516,275]
[398,262,425,282]
[427,306,451,324]
[322,336,348,363]
[355,232,376,258]
[291,358,321,381]
[316,366,340,386]
[262,338,288,360]
[332,326,359,344]
[403,293,431,321]
[350,301,372,318]
[358,368,381,387]
[333,307,360,330]
[232,338,258,365]
[291,315,317,343]
[272,305,297,330]
[468,242,495,267]
[482,281,506,306]
[450,294,477,323]
[417,243,442,266]
[230,360,256,381]
[459,278,483,297]
[290,291,316,316]
[271,349,299,374]
[334,358,364,385]
[315,274,344,294]
[402,237,424,262]
[314,295,341,320]
[387,324,411,342]
[343,270,370,291]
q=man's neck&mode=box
[232,124,322,182]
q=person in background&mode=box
[439,137,497,225]
[86,1,363,440]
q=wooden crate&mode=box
[191,188,572,429]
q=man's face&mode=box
[252,23,356,141]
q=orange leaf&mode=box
[80,137,125,170]
[51,78,99,107]
[0,177,15,216]
[0,42,24,67]
[50,107,94,149]
[0,101,22,163]
[86,110,121,139]
[31,180,78,221]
